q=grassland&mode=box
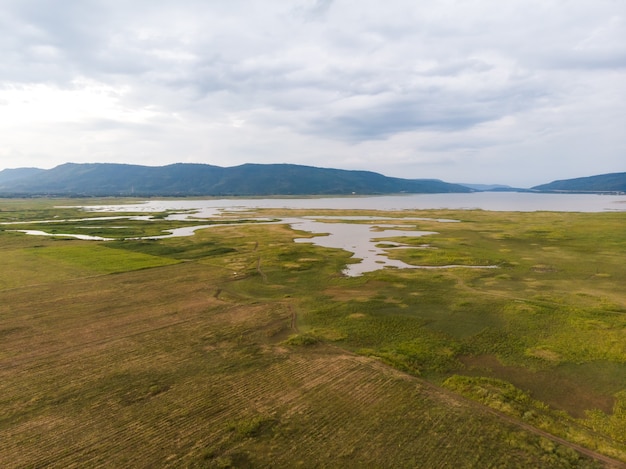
[1,199,625,468]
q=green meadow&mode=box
[1,199,625,468]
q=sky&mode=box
[0,0,624,187]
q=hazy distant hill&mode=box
[532,172,626,193]
[0,163,472,196]
[458,183,513,191]
[0,168,45,184]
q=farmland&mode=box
[1,199,625,467]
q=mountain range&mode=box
[0,163,623,197]
[0,163,471,197]
[531,172,626,193]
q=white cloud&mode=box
[0,0,624,186]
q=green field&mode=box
[1,199,625,468]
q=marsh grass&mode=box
[1,199,625,466]
[28,243,180,273]
[107,238,237,260]
[249,209,626,459]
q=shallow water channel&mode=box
[287,217,494,276]
[7,203,500,277]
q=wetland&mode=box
[1,195,626,468]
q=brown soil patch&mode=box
[348,313,366,319]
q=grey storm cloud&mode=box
[0,0,624,186]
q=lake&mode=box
[79,192,626,214]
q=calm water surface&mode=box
[10,193,625,276]
[80,192,626,214]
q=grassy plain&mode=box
[1,199,625,467]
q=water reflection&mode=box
[11,196,562,276]
[19,192,621,275]
[72,192,626,213]
[289,218,439,276]
[11,230,113,241]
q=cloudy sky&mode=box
[1,0,624,186]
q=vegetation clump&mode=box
[1,199,625,467]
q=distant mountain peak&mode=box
[0,167,46,185]
[0,162,471,197]
[532,172,626,193]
